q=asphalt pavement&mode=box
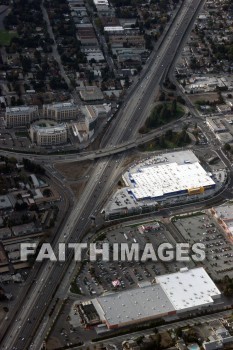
[0,0,217,349]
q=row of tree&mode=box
[145,100,179,130]
[139,126,191,151]
[220,275,233,296]
[153,127,191,149]
[22,158,45,175]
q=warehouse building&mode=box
[104,151,218,220]
[124,152,215,202]
[81,268,221,329]
[84,268,221,329]
[92,282,175,329]
[156,267,220,312]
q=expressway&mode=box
[0,0,207,349]
[101,0,205,145]
[0,116,189,163]
[0,0,203,164]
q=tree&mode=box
[224,143,231,151]
[43,188,51,197]
[124,76,130,88]
[176,327,183,338]
[0,288,7,301]
[15,201,28,211]
[165,129,173,140]
[21,213,29,223]
[21,56,32,72]
[160,104,169,120]
[159,91,166,101]
[171,99,177,116]
[11,96,16,106]
[23,158,45,175]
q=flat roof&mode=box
[206,117,226,132]
[92,268,221,327]
[0,195,13,209]
[79,87,104,101]
[216,132,233,143]
[213,204,233,221]
[130,161,215,200]
[93,283,174,326]
[104,26,124,31]
[31,124,67,134]
[6,105,38,114]
[44,102,77,110]
[155,150,199,164]
[94,0,109,5]
[156,267,221,311]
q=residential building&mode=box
[0,195,15,210]
[203,325,233,350]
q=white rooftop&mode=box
[6,105,38,113]
[156,267,221,311]
[49,102,75,109]
[94,0,109,5]
[213,205,233,236]
[214,204,233,220]
[104,26,124,32]
[92,268,221,327]
[32,123,67,135]
[130,161,215,200]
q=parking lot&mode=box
[195,149,226,172]
[173,213,233,279]
[0,130,31,149]
[76,221,194,297]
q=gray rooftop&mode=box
[0,195,14,210]
[93,284,174,326]
[214,204,233,220]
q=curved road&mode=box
[0,0,207,349]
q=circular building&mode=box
[30,120,67,146]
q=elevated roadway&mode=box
[0,0,208,349]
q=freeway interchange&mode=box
[0,0,219,349]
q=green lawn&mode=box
[0,30,17,46]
